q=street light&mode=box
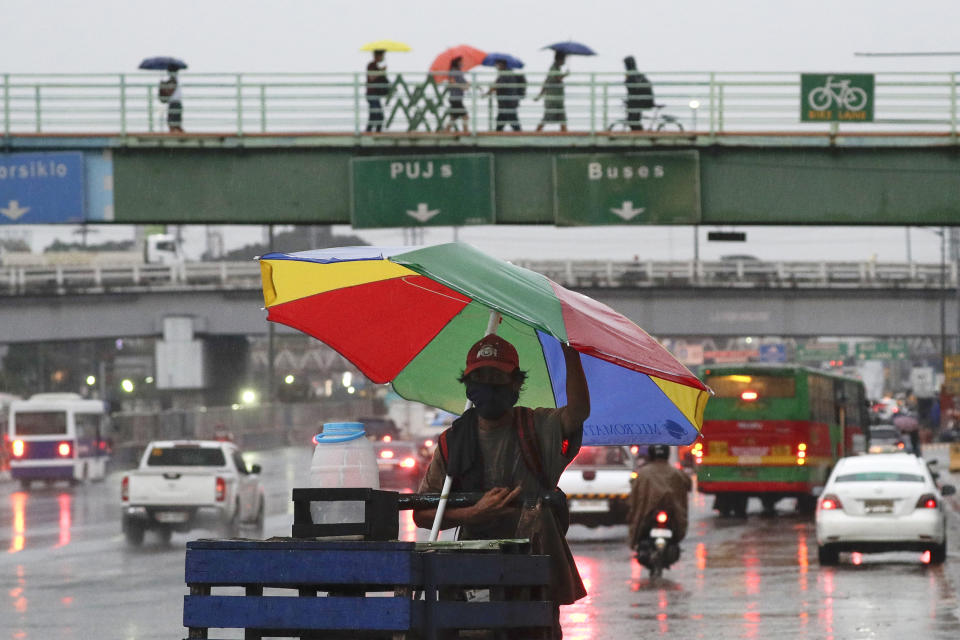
[689,99,701,132]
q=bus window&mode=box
[705,375,797,399]
[13,411,68,436]
[808,375,834,424]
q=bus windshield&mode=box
[705,374,797,399]
[13,411,68,435]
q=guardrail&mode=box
[2,71,959,138]
[1,259,956,295]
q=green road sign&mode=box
[801,74,874,122]
[796,342,848,362]
[855,341,906,360]
[351,154,494,229]
[553,152,701,226]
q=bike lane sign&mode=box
[801,73,874,122]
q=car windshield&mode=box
[835,471,924,483]
[570,446,630,467]
[147,446,226,466]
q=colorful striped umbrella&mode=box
[259,243,709,446]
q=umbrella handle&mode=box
[428,310,502,542]
[428,475,454,541]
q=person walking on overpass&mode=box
[365,50,390,132]
[535,51,568,132]
[158,66,183,133]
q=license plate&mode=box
[154,511,189,523]
[650,528,673,538]
[569,499,609,513]
[864,500,893,514]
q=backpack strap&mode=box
[439,430,450,464]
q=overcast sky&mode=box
[2,0,956,262]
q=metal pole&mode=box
[906,227,912,263]
[470,71,478,137]
[353,71,361,136]
[236,74,244,135]
[267,224,276,404]
[429,309,502,542]
[589,73,596,135]
[119,74,127,136]
[941,227,947,363]
[693,225,700,283]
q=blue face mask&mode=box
[465,382,519,420]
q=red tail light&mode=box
[820,494,842,510]
[215,477,227,502]
[400,457,416,469]
[380,450,394,459]
[896,442,905,450]
[655,510,669,524]
[916,494,938,509]
[121,476,129,502]
[382,435,392,442]
[12,439,25,458]
[741,390,759,402]
[424,439,434,448]
[57,442,72,457]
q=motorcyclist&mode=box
[627,445,692,559]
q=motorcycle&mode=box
[633,508,681,578]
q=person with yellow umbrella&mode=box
[360,40,410,132]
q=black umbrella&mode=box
[138,56,188,71]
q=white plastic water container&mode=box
[309,422,380,526]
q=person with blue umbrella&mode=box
[139,57,187,133]
[483,53,526,132]
[534,42,595,133]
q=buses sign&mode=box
[801,73,874,122]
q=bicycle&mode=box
[807,75,867,111]
[606,103,684,132]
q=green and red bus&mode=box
[695,364,869,516]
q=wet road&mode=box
[2,445,959,639]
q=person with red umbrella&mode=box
[443,56,470,132]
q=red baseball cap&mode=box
[464,334,519,376]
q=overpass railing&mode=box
[2,71,959,138]
[1,259,955,295]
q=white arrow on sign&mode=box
[1,200,31,221]
[610,200,645,221]
[406,202,440,223]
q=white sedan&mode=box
[815,453,955,565]
[559,446,635,527]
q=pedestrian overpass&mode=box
[2,70,960,229]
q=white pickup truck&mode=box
[121,440,265,546]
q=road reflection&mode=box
[8,491,25,553]
[563,555,597,640]
[7,490,74,553]
[56,492,72,547]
